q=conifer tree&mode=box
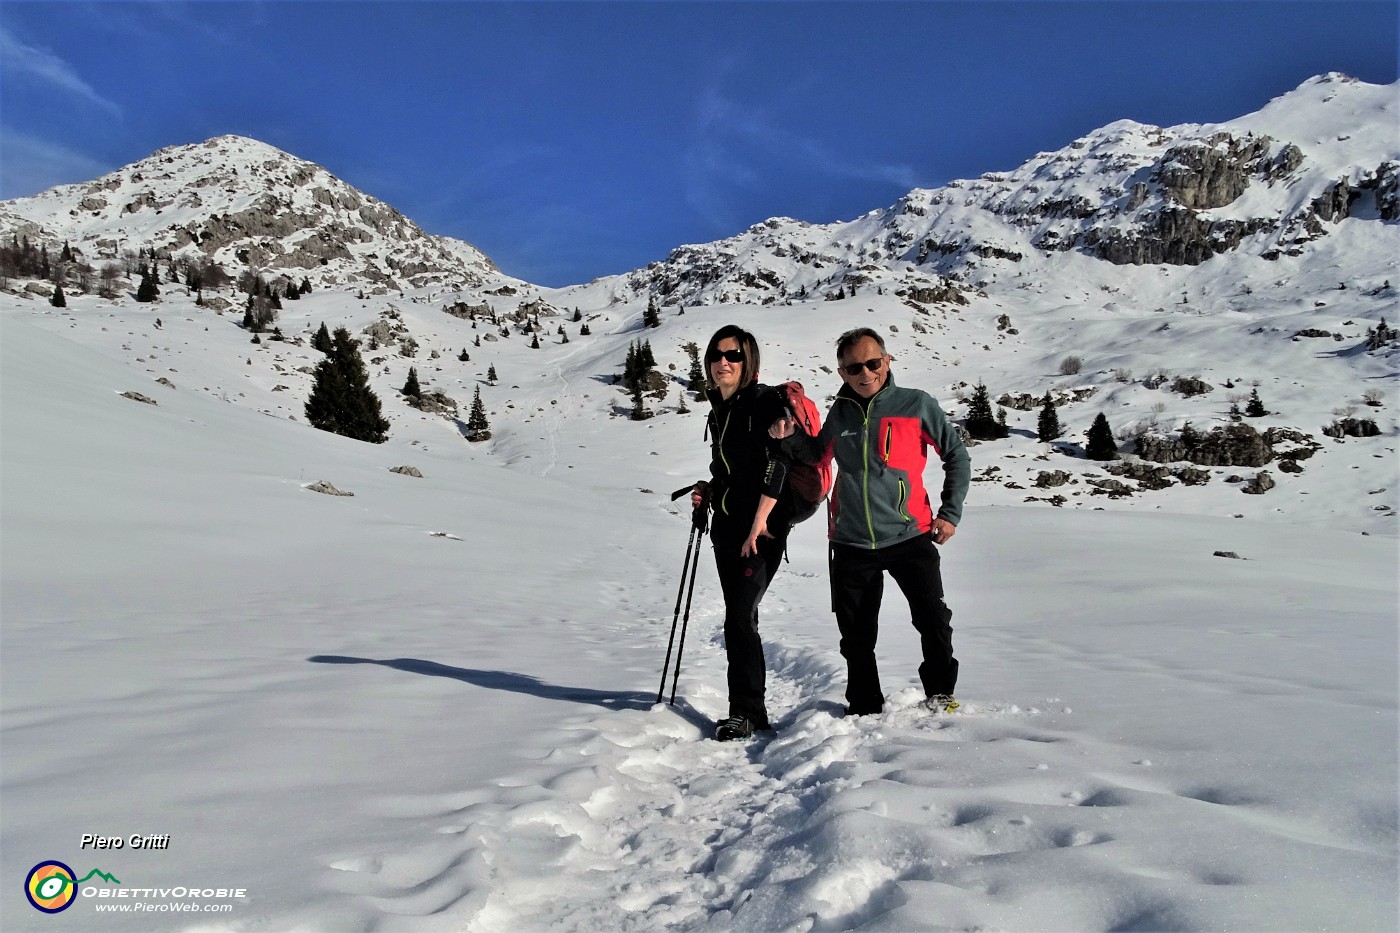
[1036,392,1061,442]
[1245,389,1268,417]
[312,322,333,354]
[1180,421,1201,450]
[299,277,312,295]
[685,342,705,399]
[1085,412,1118,460]
[580,323,591,336]
[466,386,491,441]
[50,282,66,308]
[304,327,389,443]
[643,296,661,329]
[458,348,471,362]
[530,333,540,349]
[630,380,652,421]
[572,308,582,323]
[61,241,74,263]
[487,364,498,383]
[402,366,421,398]
[135,270,159,303]
[964,382,1008,440]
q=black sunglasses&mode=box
[707,349,745,364]
[841,357,885,377]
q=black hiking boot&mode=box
[714,716,764,741]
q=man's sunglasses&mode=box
[706,349,745,364]
[841,357,885,377]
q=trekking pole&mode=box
[669,505,707,705]
[652,481,700,700]
[657,521,700,704]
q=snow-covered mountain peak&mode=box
[0,134,518,294]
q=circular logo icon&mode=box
[25,861,77,913]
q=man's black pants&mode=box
[830,532,957,713]
[712,523,787,726]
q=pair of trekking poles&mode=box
[657,483,708,705]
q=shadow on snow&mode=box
[308,655,703,721]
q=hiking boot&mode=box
[843,704,883,717]
[714,716,761,741]
[920,694,961,714]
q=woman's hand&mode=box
[769,416,795,439]
[741,520,772,557]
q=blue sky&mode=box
[1,2,1395,286]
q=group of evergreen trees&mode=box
[963,382,1120,459]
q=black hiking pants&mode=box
[711,520,788,727]
[830,532,957,714]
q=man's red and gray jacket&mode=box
[782,374,971,550]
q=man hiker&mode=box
[770,327,971,715]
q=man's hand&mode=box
[932,518,957,545]
[769,416,795,439]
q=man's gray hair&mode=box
[836,327,887,360]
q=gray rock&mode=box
[1241,471,1276,495]
[306,481,353,497]
[120,391,158,405]
[389,465,423,478]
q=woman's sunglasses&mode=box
[707,349,745,364]
[841,357,885,377]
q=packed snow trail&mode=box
[298,514,1395,933]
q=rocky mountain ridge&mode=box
[598,73,1397,307]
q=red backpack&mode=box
[776,381,834,523]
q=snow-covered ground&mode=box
[2,266,1396,931]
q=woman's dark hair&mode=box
[704,324,761,389]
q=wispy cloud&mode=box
[0,26,122,116]
[0,130,112,199]
[684,85,919,230]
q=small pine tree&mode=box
[643,296,661,329]
[530,333,540,349]
[304,327,389,443]
[1085,412,1119,460]
[299,277,312,295]
[1245,389,1268,417]
[685,342,705,398]
[402,366,421,398]
[466,386,491,441]
[50,282,66,308]
[580,323,591,336]
[458,348,470,362]
[1036,392,1061,442]
[135,270,159,303]
[572,308,582,323]
[1180,422,1201,450]
[474,334,481,347]
[677,390,690,414]
[630,380,652,421]
[964,383,1008,440]
[312,322,333,354]
[487,364,498,383]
